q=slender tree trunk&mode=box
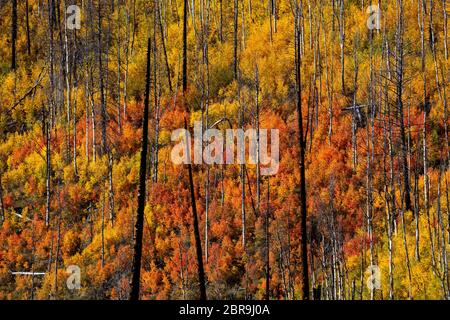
[101,195,105,268]
[45,109,51,228]
[98,2,108,156]
[182,0,207,298]
[420,0,437,271]
[321,5,333,144]
[11,0,17,70]
[183,0,188,92]
[185,119,207,300]
[444,0,448,60]
[265,178,270,300]
[339,0,345,95]
[129,38,151,301]
[117,3,122,133]
[123,5,131,119]
[437,168,450,298]
[157,0,173,93]
[53,191,62,299]
[0,174,5,224]
[85,77,90,161]
[219,0,223,42]
[397,0,412,211]
[233,0,238,81]
[26,0,31,56]
[256,66,261,209]
[108,152,115,225]
[295,5,310,300]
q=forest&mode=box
[0,0,449,300]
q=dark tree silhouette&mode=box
[129,37,151,301]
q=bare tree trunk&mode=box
[413,167,421,261]
[351,41,359,170]
[53,189,62,299]
[101,195,105,268]
[295,4,310,300]
[117,3,122,133]
[339,0,345,96]
[219,0,223,42]
[396,0,412,211]
[233,0,239,80]
[11,0,17,70]
[186,118,207,300]
[183,0,188,92]
[321,3,333,144]
[437,168,450,298]
[182,0,207,298]
[384,104,395,299]
[419,0,437,271]
[26,0,31,56]
[129,38,151,301]
[157,0,173,93]
[90,81,97,162]
[202,0,211,263]
[123,4,131,119]
[0,174,5,224]
[152,3,161,184]
[98,2,108,156]
[108,152,115,226]
[85,77,90,161]
[45,108,51,228]
[255,66,260,209]
[265,177,270,300]
[444,0,448,60]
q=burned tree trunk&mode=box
[182,0,207,298]
[185,119,207,300]
[156,0,173,93]
[396,0,412,211]
[129,38,151,301]
[295,4,310,300]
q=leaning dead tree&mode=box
[129,37,151,301]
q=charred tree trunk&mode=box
[396,0,412,211]
[186,118,207,300]
[157,0,173,93]
[129,38,151,301]
[295,5,310,300]
[183,0,206,298]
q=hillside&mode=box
[0,0,449,300]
